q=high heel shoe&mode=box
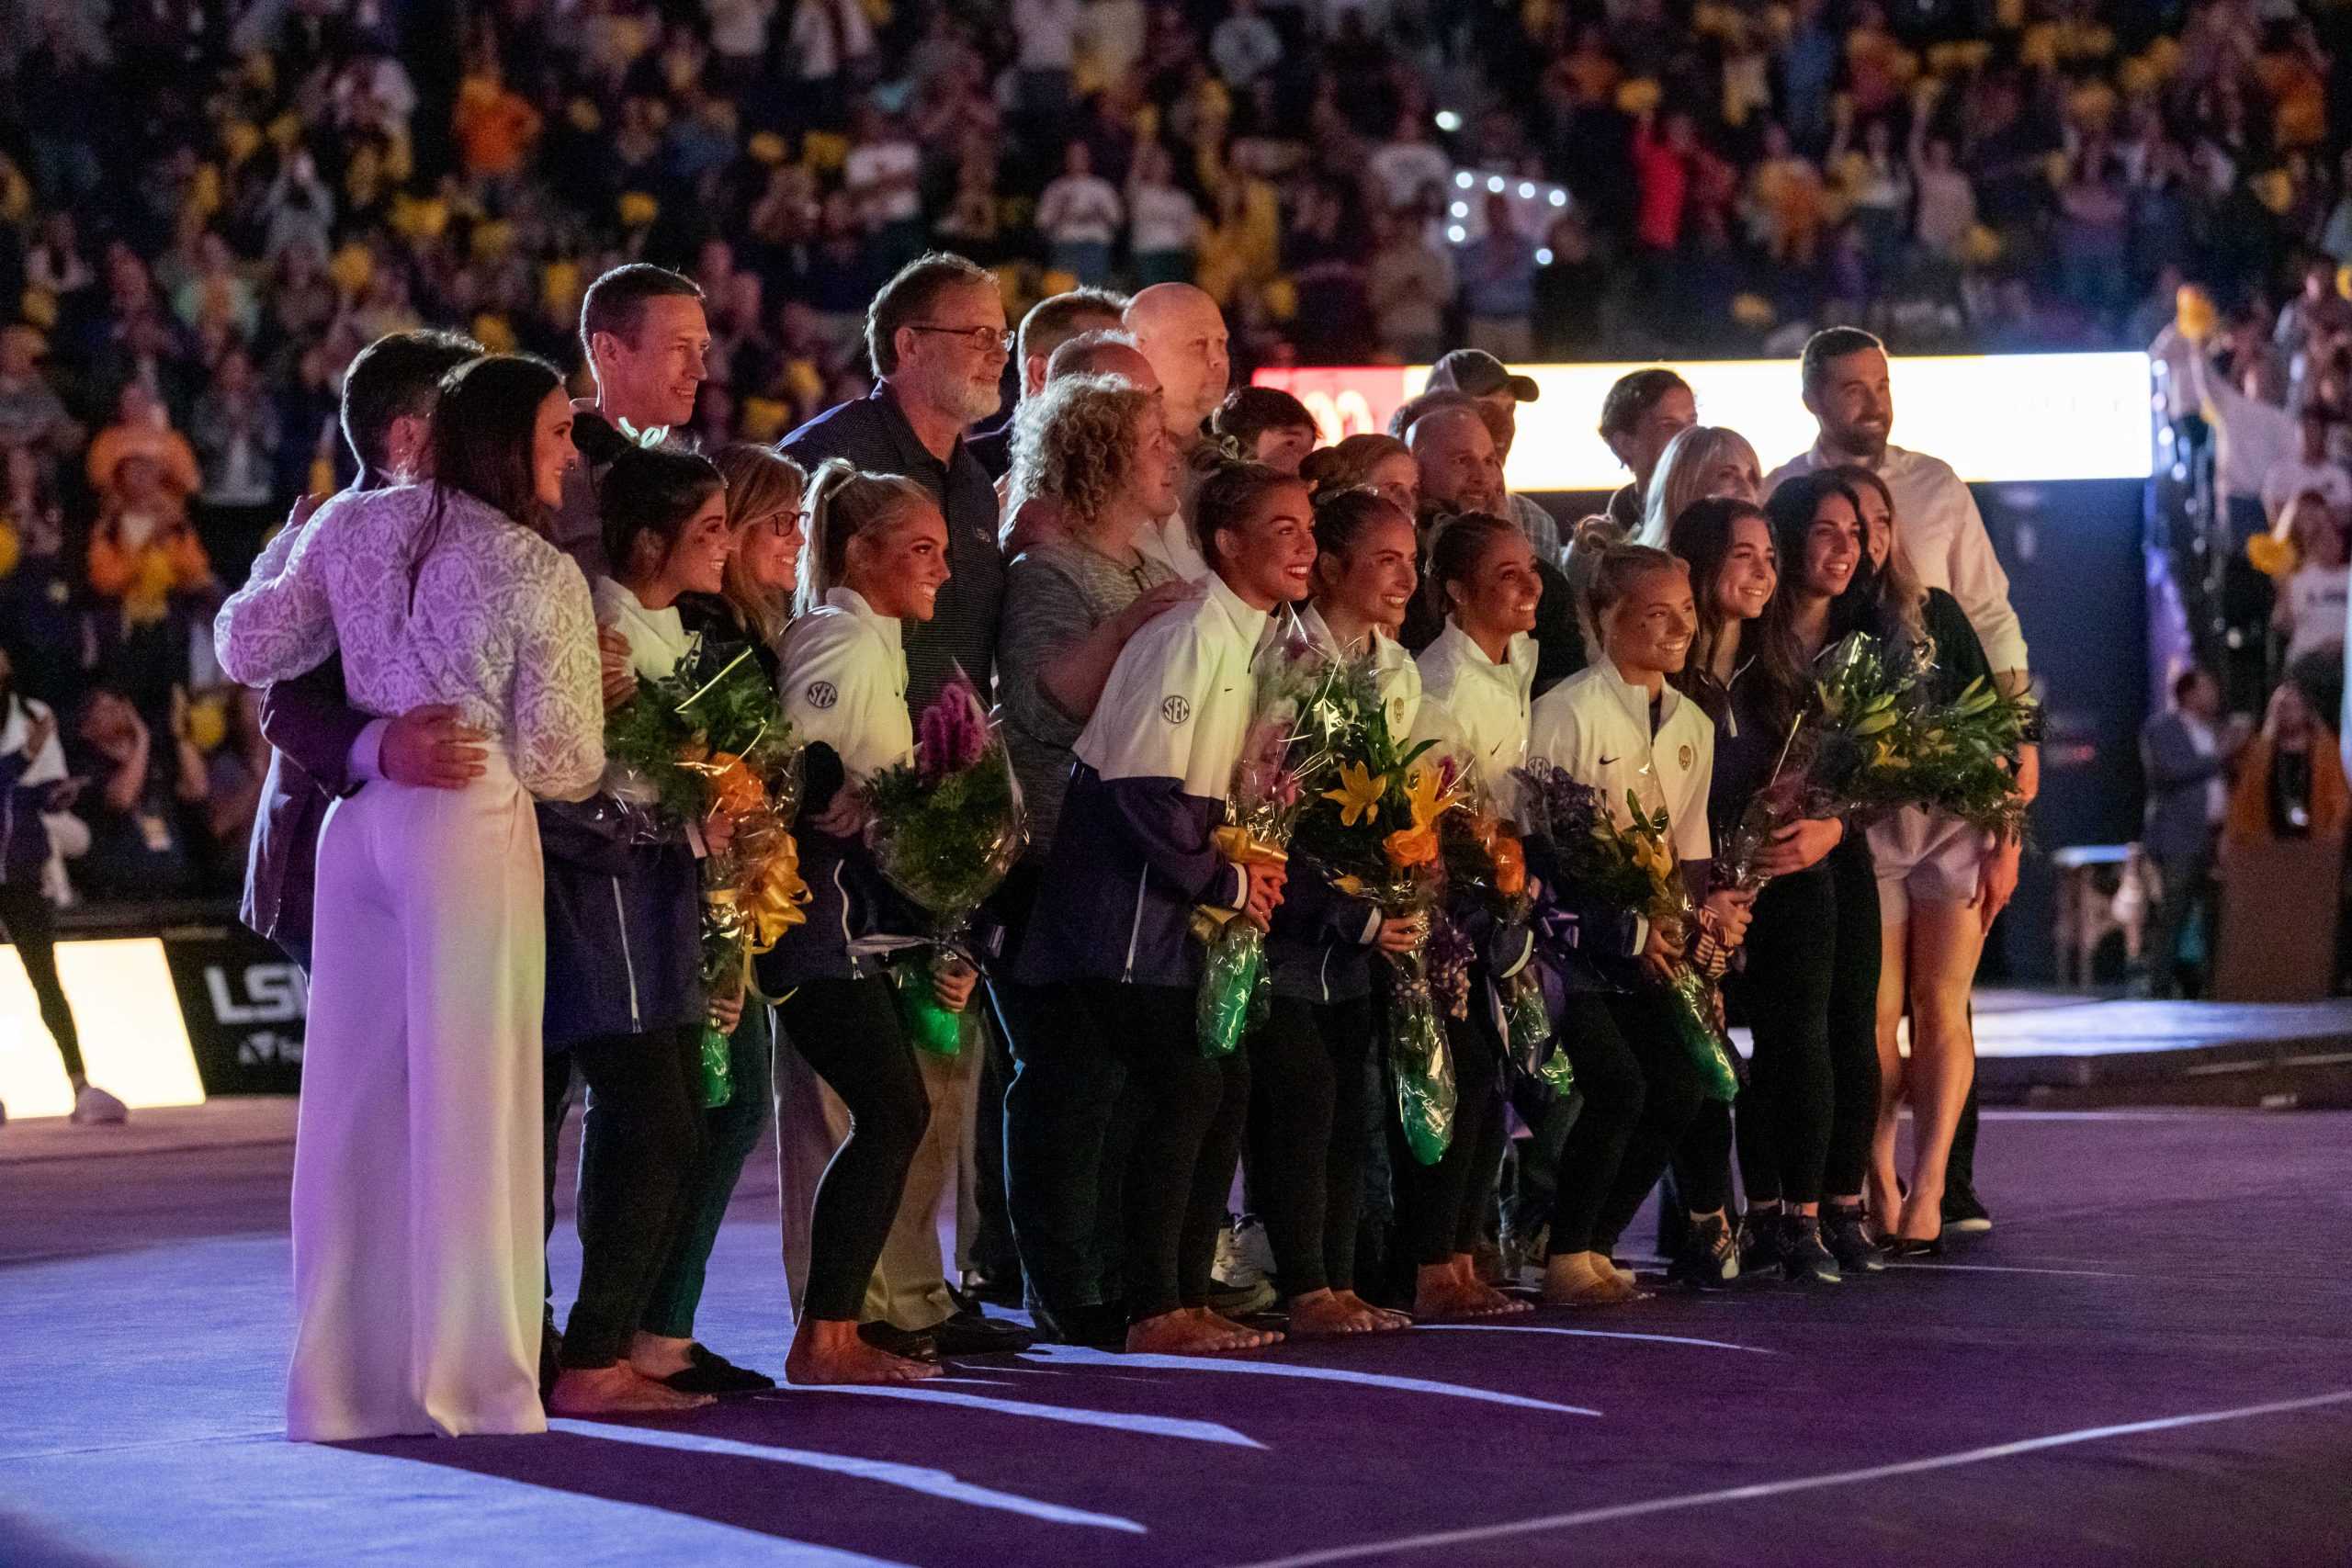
[1884,1235,1944,1259]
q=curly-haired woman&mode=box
[994,370,1199,1345]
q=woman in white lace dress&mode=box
[216,355,603,1441]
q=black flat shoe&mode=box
[662,1343,776,1395]
[1885,1236,1945,1259]
[930,1308,1037,1357]
[857,1320,942,1361]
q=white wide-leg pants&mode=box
[288,758,548,1441]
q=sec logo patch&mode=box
[807,681,839,710]
[1161,694,1192,725]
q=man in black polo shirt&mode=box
[777,251,1029,1359]
[782,252,1008,716]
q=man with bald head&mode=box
[1123,284,1231,581]
[1396,391,1579,689]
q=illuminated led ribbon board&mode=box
[1254,354,2155,491]
[0,940,212,1118]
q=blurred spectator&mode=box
[1037,141,1124,286]
[2267,493,2349,671]
[2141,666,2251,998]
[68,684,207,900]
[85,454,218,712]
[189,348,283,548]
[86,384,201,508]
[1367,211,1452,366]
[0,326,75,460]
[1460,194,1538,361]
[1126,141,1202,288]
[1210,0,1283,92]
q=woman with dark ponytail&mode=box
[1245,486,1422,1336]
[1393,511,1540,1319]
[1019,458,1313,1355]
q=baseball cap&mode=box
[1426,348,1539,402]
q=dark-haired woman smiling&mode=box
[218,354,605,1439]
[535,446,739,1416]
[1019,460,1311,1356]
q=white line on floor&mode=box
[763,1382,1265,1447]
[1410,1324,1783,1354]
[1223,1389,2352,1568]
[545,1419,1147,1532]
[1023,1346,1600,1416]
[1883,1261,2129,1278]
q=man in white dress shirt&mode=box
[1763,325,2034,1236]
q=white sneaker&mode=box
[70,1084,129,1124]
[1211,1213,1272,1291]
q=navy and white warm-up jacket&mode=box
[1016,573,1268,992]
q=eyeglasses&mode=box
[907,323,1014,355]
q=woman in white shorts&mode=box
[1835,465,2024,1256]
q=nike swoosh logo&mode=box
[1599,755,1619,766]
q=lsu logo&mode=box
[1161,695,1192,725]
[807,681,839,710]
[1678,743,1694,771]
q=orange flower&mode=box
[706,751,767,818]
[1385,824,1440,870]
[1490,831,1527,897]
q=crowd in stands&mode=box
[4,0,2352,902]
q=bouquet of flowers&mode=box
[605,637,809,1107]
[1513,759,1738,1102]
[1290,648,1461,1162]
[1853,673,2040,840]
[861,670,1027,1056]
[1193,627,1342,1058]
[1713,632,1917,894]
[1436,775,1568,1099]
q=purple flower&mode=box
[1426,914,1476,1020]
[916,672,990,783]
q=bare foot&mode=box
[1287,1290,1395,1336]
[1413,1267,1523,1319]
[1330,1290,1414,1332]
[786,1319,941,1385]
[1465,1280,1534,1314]
[1125,1308,1269,1354]
[1195,1306,1282,1348]
[548,1363,716,1416]
[1541,1251,1646,1306]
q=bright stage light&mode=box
[0,939,207,1118]
[1255,354,2155,491]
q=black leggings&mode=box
[777,977,933,1324]
[1821,835,1883,1199]
[1076,981,1247,1322]
[640,1003,775,1340]
[1393,1001,1509,1268]
[1732,867,1838,1208]
[546,1025,707,1369]
[0,881,85,1079]
[1248,992,1374,1296]
[1549,990,1706,1257]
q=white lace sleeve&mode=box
[214,493,343,687]
[510,547,605,801]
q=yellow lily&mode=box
[1401,762,1463,832]
[1322,760,1384,827]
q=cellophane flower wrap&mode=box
[1513,759,1737,1101]
[1193,626,1340,1058]
[1289,644,1460,1163]
[1436,768,1568,1100]
[1714,632,1917,895]
[604,637,809,1107]
[861,670,1027,1057]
